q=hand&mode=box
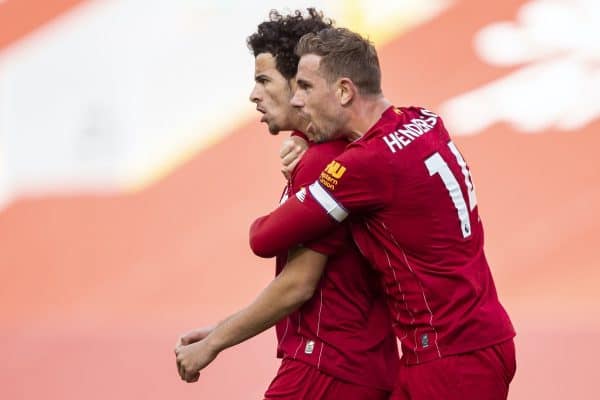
[174,339,219,383]
[280,136,308,179]
[176,326,214,347]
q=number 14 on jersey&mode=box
[425,141,478,238]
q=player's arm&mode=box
[174,247,327,382]
[249,189,340,258]
[252,139,347,258]
[177,326,215,347]
[251,149,382,257]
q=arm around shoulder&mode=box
[249,195,338,258]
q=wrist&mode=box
[204,331,225,354]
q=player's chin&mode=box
[267,123,281,135]
[307,127,324,143]
[313,130,338,143]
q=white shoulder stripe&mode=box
[308,181,348,222]
[295,187,307,202]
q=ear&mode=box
[337,78,356,106]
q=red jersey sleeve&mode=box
[291,141,349,256]
[249,141,388,258]
[311,145,390,216]
[249,191,338,258]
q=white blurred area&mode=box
[442,0,600,135]
[0,0,448,210]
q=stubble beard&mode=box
[267,121,281,135]
[310,117,340,143]
[311,127,337,143]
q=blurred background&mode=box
[1,0,598,398]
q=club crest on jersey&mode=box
[319,161,346,191]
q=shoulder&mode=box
[304,140,348,161]
[298,139,348,173]
[319,141,382,189]
[292,139,349,187]
[338,142,380,167]
[341,131,390,171]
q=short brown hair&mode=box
[295,27,381,95]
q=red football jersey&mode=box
[251,108,515,365]
[273,137,399,390]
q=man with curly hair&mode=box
[174,10,399,399]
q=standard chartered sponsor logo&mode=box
[442,0,600,135]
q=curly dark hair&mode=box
[247,8,334,80]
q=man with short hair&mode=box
[175,13,399,399]
[250,27,516,400]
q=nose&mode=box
[290,90,304,109]
[249,84,260,103]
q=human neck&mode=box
[344,95,391,141]
[286,108,310,135]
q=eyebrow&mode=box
[255,74,269,82]
[296,78,311,87]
